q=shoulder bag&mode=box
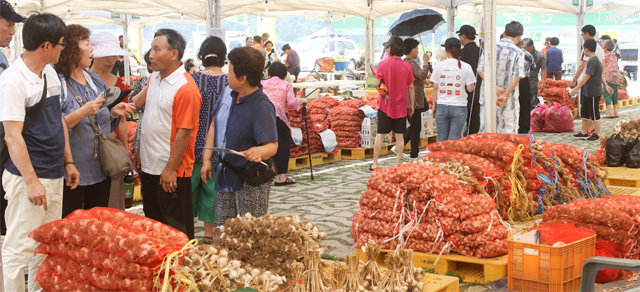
[66,80,132,177]
[221,157,276,186]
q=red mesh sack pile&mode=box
[542,102,574,133]
[541,196,640,281]
[539,79,576,109]
[353,162,510,258]
[31,207,189,291]
[286,108,324,157]
[329,104,365,148]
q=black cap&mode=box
[0,0,26,23]
[441,37,461,49]
[456,25,476,37]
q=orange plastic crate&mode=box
[507,234,595,292]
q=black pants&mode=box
[465,79,482,136]
[518,77,532,134]
[403,109,423,158]
[62,178,111,218]
[275,118,291,175]
[141,172,194,239]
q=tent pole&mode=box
[214,0,221,28]
[447,0,455,38]
[364,17,371,82]
[206,0,214,32]
[576,0,585,117]
[483,0,497,133]
[123,14,130,85]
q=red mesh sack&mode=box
[36,242,155,279]
[359,190,404,211]
[532,223,596,245]
[30,218,172,266]
[356,217,400,237]
[65,207,188,248]
[543,103,574,133]
[308,96,339,109]
[427,139,519,164]
[37,272,99,291]
[422,150,504,181]
[341,99,366,108]
[37,255,155,291]
[354,232,397,249]
[530,103,547,132]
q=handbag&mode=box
[66,81,132,177]
[221,157,276,186]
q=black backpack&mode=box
[0,74,48,234]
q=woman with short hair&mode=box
[261,62,301,185]
[54,25,135,217]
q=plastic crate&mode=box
[507,234,596,292]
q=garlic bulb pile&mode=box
[613,118,640,141]
[181,245,286,292]
[216,213,326,278]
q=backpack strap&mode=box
[23,73,48,129]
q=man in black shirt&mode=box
[458,25,481,135]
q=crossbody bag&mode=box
[66,80,132,177]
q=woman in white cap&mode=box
[89,31,134,210]
[54,25,135,217]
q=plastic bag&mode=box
[606,134,632,167]
[543,103,574,133]
[533,223,595,246]
[530,103,548,132]
[595,239,622,283]
[625,138,640,168]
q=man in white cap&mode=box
[0,0,26,74]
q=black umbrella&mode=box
[388,9,446,37]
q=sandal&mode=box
[274,177,296,186]
[368,165,378,172]
[199,236,214,245]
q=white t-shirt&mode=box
[430,59,476,107]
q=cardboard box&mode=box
[359,117,393,148]
[421,111,437,138]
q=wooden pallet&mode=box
[599,104,606,111]
[358,248,507,284]
[321,259,459,292]
[340,145,392,159]
[404,136,438,151]
[607,186,640,196]
[288,152,341,170]
[604,166,640,188]
[620,99,631,107]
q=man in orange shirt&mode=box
[134,29,201,239]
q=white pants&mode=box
[2,170,62,292]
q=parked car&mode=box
[297,36,361,72]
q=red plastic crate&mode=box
[508,234,596,292]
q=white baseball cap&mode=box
[91,32,132,58]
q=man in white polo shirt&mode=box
[134,29,201,239]
[0,13,79,291]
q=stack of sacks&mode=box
[538,79,576,109]
[330,99,366,148]
[353,162,511,258]
[286,108,324,157]
[542,196,640,260]
[30,207,189,291]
